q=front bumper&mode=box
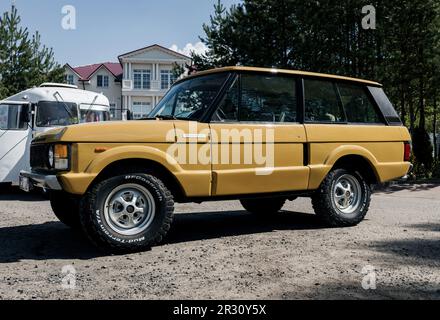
[19,171,62,192]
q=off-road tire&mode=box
[79,173,174,253]
[312,168,371,227]
[240,197,286,215]
[50,191,81,229]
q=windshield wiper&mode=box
[53,91,76,120]
[138,115,188,121]
[154,115,177,120]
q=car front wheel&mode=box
[79,173,174,253]
[312,168,371,227]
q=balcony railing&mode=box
[122,80,169,92]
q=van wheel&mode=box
[312,168,371,227]
[79,173,174,253]
[240,197,286,215]
[50,191,81,229]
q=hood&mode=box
[35,120,176,143]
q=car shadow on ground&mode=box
[0,186,47,202]
[367,222,440,265]
[374,181,440,194]
[166,210,325,244]
[0,210,325,263]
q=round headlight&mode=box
[48,146,54,168]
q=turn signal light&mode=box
[54,144,68,158]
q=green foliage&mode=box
[171,63,185,82]
[0,6,64,100]
[412,127,434,174]
[432,160,440,178]
[196,0,440,176]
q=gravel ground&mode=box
[0,182,439,300]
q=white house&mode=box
[65,44,191,120]
[118,44,191,119]
[64,62,123,119]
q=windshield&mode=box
[149,73,229,120]
[36,101,79,127]
[80,110,110,123]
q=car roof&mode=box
[181,66,382,87]
[2,85,110,106]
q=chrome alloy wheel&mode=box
[332,174,363,215]
[104,184,156,236]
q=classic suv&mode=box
[20,67,412,252]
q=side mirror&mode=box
[20,104,31,123]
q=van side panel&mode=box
[306,124,411,189]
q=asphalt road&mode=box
[0,182,439,300]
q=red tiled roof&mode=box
[70,62,123,81]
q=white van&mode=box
[0,83,110,185]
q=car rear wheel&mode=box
[49,191,81,229]
[79,173,174,253]
[240,197,286,215]
[312,168,371,227]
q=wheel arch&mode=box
[331,154,379,185]
[90,158,187,202]
[308,145,382,190]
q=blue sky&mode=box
[0,0,240,66]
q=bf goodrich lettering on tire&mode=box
[79,172,174,252]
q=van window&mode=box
[36,101,79,127]
[213,74,297,123]
[80,110,110,123]
[338,83,383,124]
[0,104,28,130]
[304,79,346,123]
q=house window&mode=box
[66,74,74,85]
[160,70,176,90]
[133,70,151,89]
[131,102,152,119]
[109,103,117,119]
[97,75,109,88]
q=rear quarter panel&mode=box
[306,124,411,189]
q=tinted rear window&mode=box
[367,87,402,125]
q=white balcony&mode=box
[122,79,170,94]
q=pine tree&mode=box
[0,5,64,99]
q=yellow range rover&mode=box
[21,67,412,252]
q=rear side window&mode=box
[337,83,383,124]
[213,74,297,123]
[368,86,402,125]
[304,79,345,123]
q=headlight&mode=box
[48,144,69,170]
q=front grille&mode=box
[30,144,49,170]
